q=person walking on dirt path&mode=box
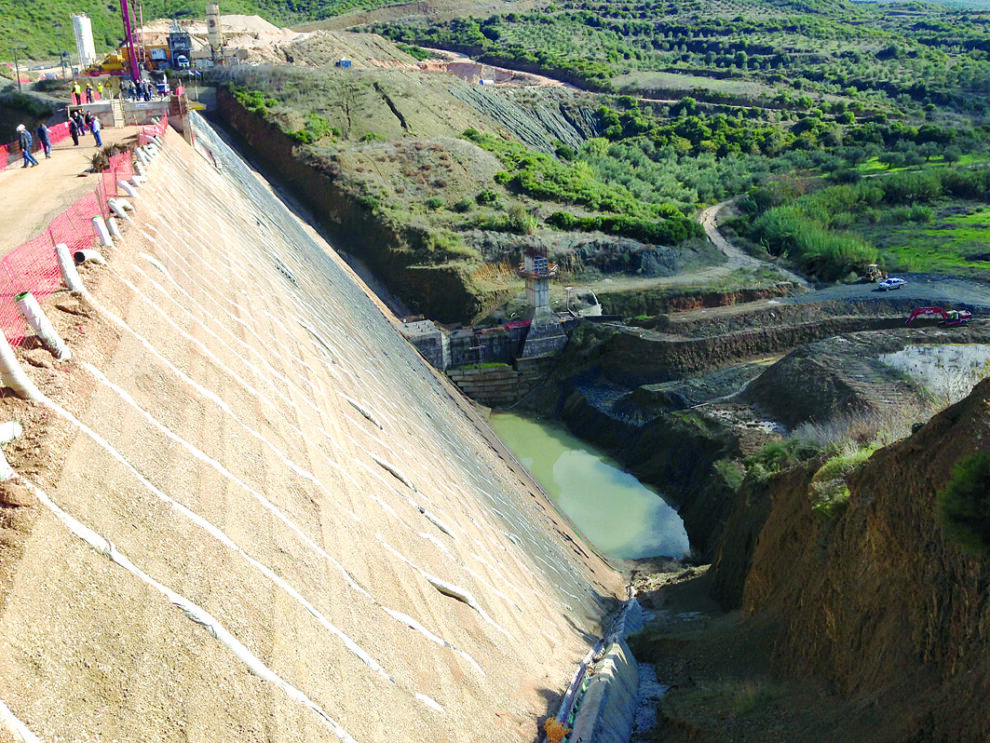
[88,114,103,148]
[16,125,39,168]
[68,117,80,146]
[85,84,93,103]
[96,81,103,100]
[72,81,82,105]
[36,123,51,158]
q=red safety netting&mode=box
[0,116,165,344]
[139,114,168,145]
[0,144,9,173]
[47,121,72,146]
[100,151,134,203]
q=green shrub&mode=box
[475,189,499,205]
[810,446,875,518]
[451,198,473,213]
[937,450,990,556]
[425,196,445,210]
[507,204,537,234]
[745,438,823,476]
[358,195,381,212]
[361,132,385,142]
[713,458,746,491]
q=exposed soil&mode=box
[627,568,901,743]
[0,127,138,256]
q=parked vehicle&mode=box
[866,263,887,282]
[878,277,907,291]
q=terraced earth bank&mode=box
[0,114,625,743]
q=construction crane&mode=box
[119,0,141,82]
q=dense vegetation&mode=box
[370,0,990,118]
[938,450,990,556]
[732,163,990,279]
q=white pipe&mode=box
[107,216,122,239]
[91,216,113,248]
[55,243,85,292]
[119,180,139,198]
[134,161,147,177]
[16,292,71,362]
[0,448,14,482]
[107,199,131,221]
[131,175,145,187]
[74,249,106,265]
[135,147,149,164]
[0,331,42,401]
[0,421,22,445]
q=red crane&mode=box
[119,0,142,82]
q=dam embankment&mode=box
[0,114,624,743]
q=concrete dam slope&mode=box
[0,115,622,743]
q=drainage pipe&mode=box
[0,421,22,446]
[131,175,145,187]
[74,249,107,266]
[91,216,113,248]
[135,147,149,165]
[107,198,131,221]
[134,161,146,178]
[107,216,122,240]
[55,244,84,292]
[0,449,14,482]
[16,292,71,361]
[119,180,139,198]
[0,331,42,401]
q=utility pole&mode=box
[11,46,23,92]
[54,24,69,80]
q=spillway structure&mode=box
[0,115,623,743]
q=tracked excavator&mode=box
[905,306,973,326]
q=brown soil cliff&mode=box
[715,378,990,742]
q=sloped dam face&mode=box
[0,115,621,743]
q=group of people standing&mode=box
[67,110,103,148]
[15,110,103,170]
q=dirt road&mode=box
[698,200,811,289]
[0,126,137,256]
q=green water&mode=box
[490,413,690,560]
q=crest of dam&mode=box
[0,113,623,743]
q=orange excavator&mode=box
[905,306,973,326]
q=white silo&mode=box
[71,14,97,68]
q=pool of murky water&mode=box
[490,413,690,560]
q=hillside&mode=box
[198,0,990,322]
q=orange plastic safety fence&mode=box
[0,116,163,344]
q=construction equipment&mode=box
[905,306,973,327]
[866,263,887,283]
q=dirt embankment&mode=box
[707,378,990,742]
[599,314,910,387]
[213,89,486,322]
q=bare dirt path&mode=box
[699,199,811,289]
[0,126,138,256]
